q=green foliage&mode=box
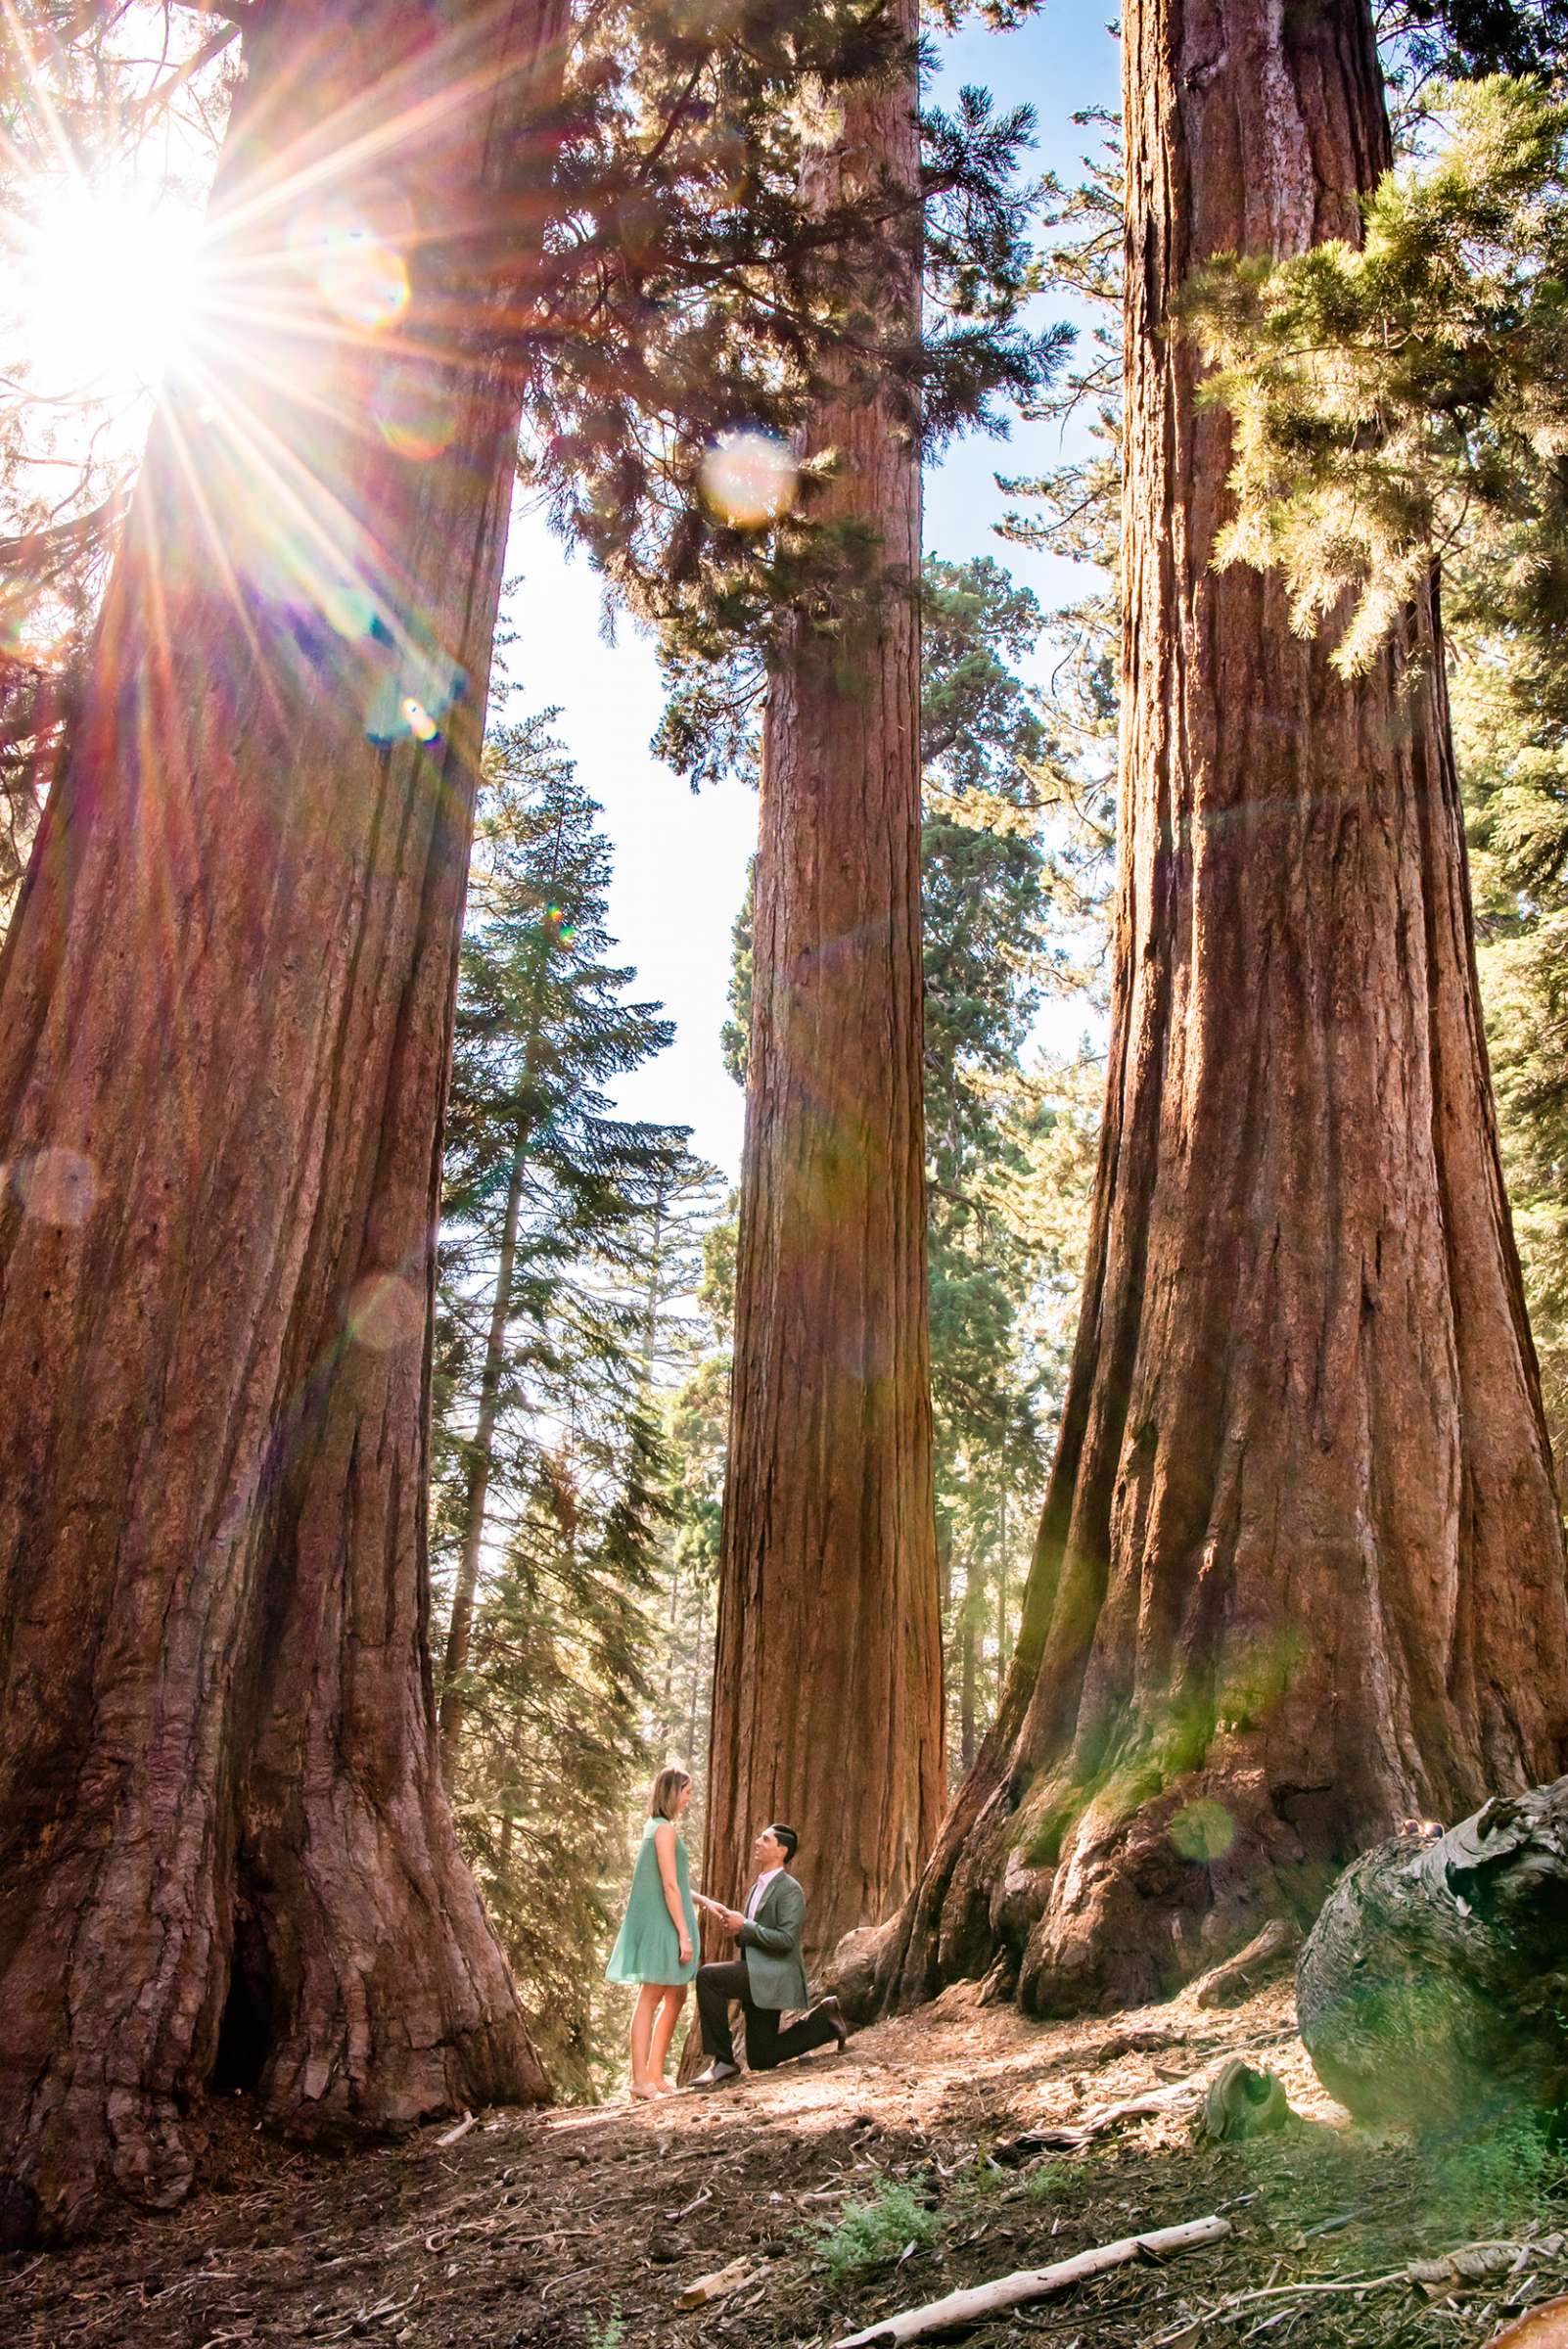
[1383,2,1568,85]
[435,713,709,2098]
[919,555,1102,1764]
[814,2181,937,2276]
[1190,75,1568,678]
[535,5,1064,685]
[583,2304,625,2349]
[720,863,755,1087]
[1425,2111,1568,2235]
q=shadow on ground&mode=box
[9,1977,1567,2347]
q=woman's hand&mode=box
[678,1936,693,1966]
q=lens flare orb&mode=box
[294,207,410,332]
[320,579,381,640]
[699,430,798,530]
[15,1145,98,1228]
[372,361,459,461]
[1170,1800,1237,1865]
[346,1271,423,1352]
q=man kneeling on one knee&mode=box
[690,1823,849,2087]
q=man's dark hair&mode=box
[769,1823,799,1863]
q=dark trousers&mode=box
[695,1959,840,2070]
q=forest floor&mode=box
[10,1969,1568,2349]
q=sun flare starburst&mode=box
[9,175,210,402]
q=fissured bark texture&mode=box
[0,0,560,2244]
[702,0,945,1970]
[877,0,1568,2022]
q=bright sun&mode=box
[14,176,208,404]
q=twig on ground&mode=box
[833,2214,1233,2347]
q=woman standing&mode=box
[606,1766,700,2097]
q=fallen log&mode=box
[832,2214,1231,2346]
[1296,1778,1568,2127]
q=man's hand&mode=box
[695,1895,745,1934]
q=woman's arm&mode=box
[653,1823,693,1961]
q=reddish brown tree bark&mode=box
[701,0,944,1967]
[0,0,563,2244]
[878,0,1568,2020]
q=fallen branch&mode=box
[678,2256,761,2309]
[435,2110,476,2147]
[833,2214,1232,2346]
[1145,2232,1568,2341]
[1192,1920,1302,2009]
[996,2067,1220,2159]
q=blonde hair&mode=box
[649,1766,691,1820]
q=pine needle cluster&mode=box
[1189,75,1568,679]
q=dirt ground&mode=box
[10,1974,1568,2349]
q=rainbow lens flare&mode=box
[292,207,410,332]
[346,1271,423,1351]
[372,360,459,461]
[699,429,798,529]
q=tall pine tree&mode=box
[434,714,698,2095]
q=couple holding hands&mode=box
[606,1766,850,2098]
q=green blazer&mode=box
[737,1868,810,2010]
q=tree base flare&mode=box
[872,1749,1331,2027]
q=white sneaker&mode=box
[691,2059,742,2089]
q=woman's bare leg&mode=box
[630,1984,662,2095]
[649,1985,687,2087]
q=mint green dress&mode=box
[606,1816,700,1986]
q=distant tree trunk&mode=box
[702,0,944,1966]
[641,1170,669,1377]
[994,1497,1010,1704]
[438,901,559,1778]
[878,0,1568,2022]
[0,0,563,2245]
[659,1559,681,1727]
[438,1143,530,1777]
[959,1586,978,1773]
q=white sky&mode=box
[496,10,1124,1181]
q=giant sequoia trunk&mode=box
[702,0,944,1966]
[0,0,563,2244]
[877,0,1568,2021]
